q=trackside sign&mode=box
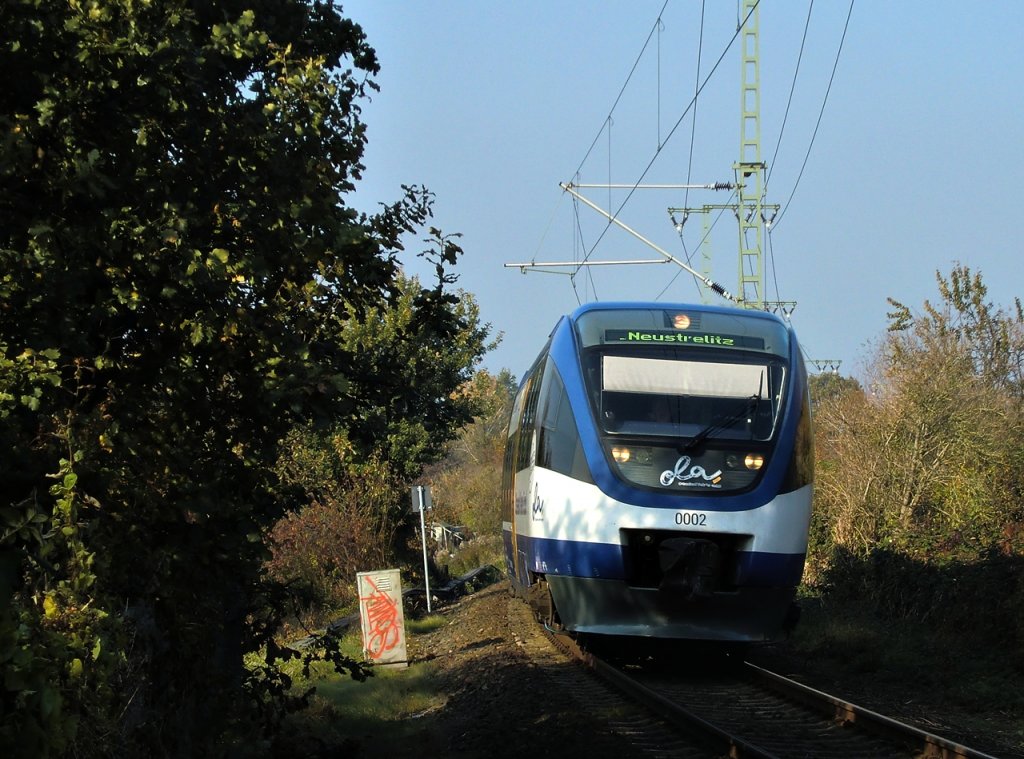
[356,569,408,667]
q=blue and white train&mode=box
[502,302,814,642]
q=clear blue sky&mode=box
[341,0,1024,382]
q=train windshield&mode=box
[599,354,782,441]
[575,308,791,492]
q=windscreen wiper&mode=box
[679,393,760,454]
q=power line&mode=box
[571,1,670,181]
[766,218,782,305]
[766,0,814,189]
[656,190,737,300]
[762,0,814,303]
[683,1,706,210]
[570,190,597,304]
[676,1,706,277]
[657,17,665,148]
[574,1,759,276]
[771,0,855,232]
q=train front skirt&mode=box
[545,574,797,641]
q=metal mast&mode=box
[668,1,787,313]
[736,0,769,309]
[509,1,794,318]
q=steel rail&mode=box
[744,661,1003,759]
[547,630,776,758]
[543,626,1003,759]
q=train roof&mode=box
[551,302,798,359]
[567,301,791,327]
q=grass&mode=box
[278,613,450,753]
[792,592,1022,699]
[273,546,504,753]
[407,615,446,635]
[287,660,444,752]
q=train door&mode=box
[503,377,527,585]
[506,356,546,587]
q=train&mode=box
[501,302,814,642]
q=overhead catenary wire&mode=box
[683,0,706,211]
[534,0,669,303]
[766,0,814,189]
[571,0,670,182]
[656,189,738,301]
[574,0,759,276]
[565,0,666,305]
[657,17,664,148]
[771,0,855,232]
[570,186,598,304]
[674,0,707,299]
[766,219,783,305]
[761,0,813,305]
[557,0,848,317]
[571,190,585,304]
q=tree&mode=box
[811,265,1024,564]
[881,265,1024,546]
[888,264,1024,397]
[0,2,469,754]
[427,368,517,537]
[809,267,1024,649]
[268,279,495,611]
[333,260,498,480]
[807,370,862,407]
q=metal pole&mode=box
[560,182,736,303]
[418,486,431,613]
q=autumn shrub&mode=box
[268,442,403,615]
[818,546,1024,661]
[807,266,1024,650]
[426,369,515,537]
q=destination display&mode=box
[605,329,766,350]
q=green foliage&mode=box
[268,444,401,612]
[809,264,1024,645]
[336,269,498,480]
[243,627,371,743]
[0,2,484,755]
[437,535,504,579]
[807,370,861,408]
[267,279,494,615]
[426,369,516,537]
[0,411,121,756]
[818,547,1024,665]
[282,651,442,758]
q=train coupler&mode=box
[658,537,720,601]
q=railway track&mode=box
[546,630,1002,759]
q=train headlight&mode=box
[611,446,631,463]
[744,453,764,470]
[672,313,691,329]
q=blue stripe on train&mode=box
[505,531,805,587]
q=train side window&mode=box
[535,363,561,470]
[781,362,814,493]
[516,359,545,471]
[500,441,514,521]
[501,377,531,520]
[513,374,533,472]
[536,362,593,484]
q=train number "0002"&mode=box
[675,512,707,527]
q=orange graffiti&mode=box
[360,577,401,660]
